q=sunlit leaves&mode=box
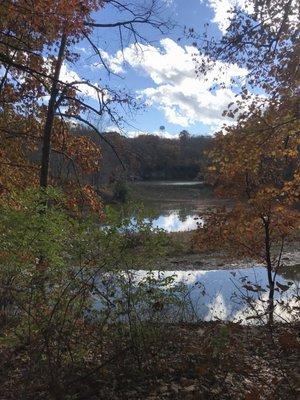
[194,100,300,265]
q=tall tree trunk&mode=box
[40,32,67,188]
[263,216,274,325]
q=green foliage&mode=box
[113,180,130,203]
[0,187,186,399]
[0,187,72,272]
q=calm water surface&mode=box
[96,266,299,324]
[147,213,201,232]
[134,265,300,323]
[131,181,224,232]
[143,181,203,186]
[115,181,300,323]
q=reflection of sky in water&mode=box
[150,212,202,232]
[135,267,300,324]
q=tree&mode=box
[195,0,299,96]
[194,104,299,323]
[193,0,300,324]
[0,0,171,208]
[179,130,191,143]
[0,0,104,208]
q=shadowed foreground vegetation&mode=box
[0,190,299,399]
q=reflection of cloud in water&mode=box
[151,212,202,232]
[205,293,229,321]
[233,290,300,324]
[134,267,300,324]
[136,269,207,286]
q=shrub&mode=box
[113,180,130,203]
[0,187,183,399]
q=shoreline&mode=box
[152,250,300,271]
[154,230,300,272]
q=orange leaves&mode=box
[52,124,102,174]
[81,185,104,220]
[65,135,101,174]
[1,1,106,205]
[193,204,267,261]
[0,114,40,193]
[207,102,299,206]
[195,99,300,263]
[2,1,103,46]
[67,184,104,220]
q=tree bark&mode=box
[262,216,274,325]
[40,32,67,188]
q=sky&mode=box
[63,0,252,138]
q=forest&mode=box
[0,0,299,399]
[73,128,213,184]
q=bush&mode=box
[113,180,130,203]
[0,187,184,399]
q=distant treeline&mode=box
[72,127,213,185]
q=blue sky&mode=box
[62,0,252,137]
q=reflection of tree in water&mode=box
[178,205,196,223]
[178,208,188,223]
[276,265,300,281]
[232,268,300,324]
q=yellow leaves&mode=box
[282,149,298,158]
[205,96,299,213]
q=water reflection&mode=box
[130,181,225,232]
[150,212,202,232]
[135,266,300,324]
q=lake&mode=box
[134,265,300,323]
[102,181,300,324]
[130,180,227,232]
[97,265,300,325]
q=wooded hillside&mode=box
[72,128,213,186]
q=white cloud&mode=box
[91,50,125,74]
[152,212,201,232]
[75,46,89,54]
[205,0,298,34]
[106,38,248,128]
[204,0,252,34]
[205,293,228,321]
[163,0,174,5]
[59,63,101,100]
[134,269,208,287]
[104,125,121,133]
